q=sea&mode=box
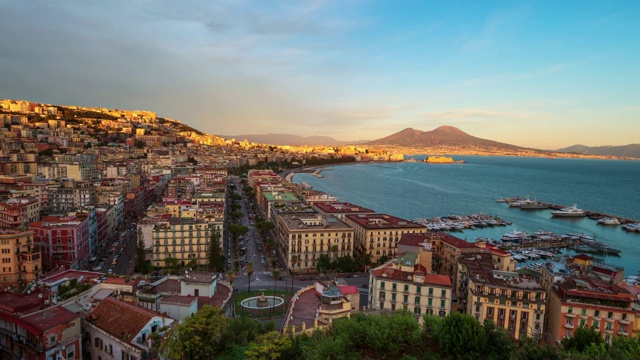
[292,156,640,276]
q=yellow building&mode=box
[0,229,41,288]
[369,252,452,319]
[343,214,427,264]
[152,217,216,267]
[274,211,354,273]
[458,252,546,339]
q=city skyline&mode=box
[1,1,639,150]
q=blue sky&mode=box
[1,1,639,149]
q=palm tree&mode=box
[247,262,254,293]
[290,255,298,293]
[271,268,281,317]
[225,270,234,285]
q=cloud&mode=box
[422,109,528,121]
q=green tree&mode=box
[207,231,225,272]
[245,331,292,360]
[134,229,150,274]
[330,245,339,270]
[225,270,235,285]
[436,312,487,360]
[230,193,242,202]
[316,254,331,273]
[290,255,298,292]
[230,211,245,222]
[482,318,514,360]
[220,317,264,349]
[256,221,275,238]
[160,305,228,360]
[164,257,179,274]
[512,338,559,360]
[561,326,604,354]
[228,224,249,242]
[247,262,254,293]
[230,203,241,212]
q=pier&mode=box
[497,197,640,231]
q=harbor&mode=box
[412,213,511,231]
[497,196,640,232]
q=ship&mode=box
[424,156,465,164]
[551,204,586,217]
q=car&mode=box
[107,269,113,274]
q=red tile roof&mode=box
[573,254,593,261]
[90,298,163,346]
[338,285,359,295]
[424,274,452,287]
[398,233,432,248]
[21,306,79,333]
[314,202,375,214]
[438,233,480,249]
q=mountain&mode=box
[221,134,366,146]
[557,144,640,158]
[366,126,521,149]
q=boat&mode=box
[424,156,464,164]
[519,199,547,210]
[596,217,620,225]
[551,204,586,217]
[622,223,640,232]
[585,241,621,255]
[500,228,529,242]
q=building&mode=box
[273,211,354,273]
[0,290,82,360]
[30,215,90,271]
[458,252,547,340]
[430,233,483,277]
[0,228,41,288]
[343,214,427,264]
[542,255,636,343]
[0,197,40,229]
[83,297,174,360]
[151,217,214,268]
[369,252,452,319]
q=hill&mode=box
[366,125,521,150]
[221,133,364,146]
[557,144,640,159]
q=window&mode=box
[416,286,421,294]
[66,345,75,360]
[404,284,409,292]
[403,295,408,304]
[568,306,573,314]
[608,311,613,319]
[413,307,421,316]
[581,308,587,315]
[441,289,446,297]
[414,296,420,305]
[440,300,446,309]
[428,288,433,295]
[580,319,585,327]
[622,313,627,320]
[594,310,600,317]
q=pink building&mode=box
[29,216,90,271]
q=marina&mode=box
[412,213,511,231]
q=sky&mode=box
[1,1,639,150]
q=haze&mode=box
[1,1,639,150]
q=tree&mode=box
[230,203,241,212]
[435,312,487,360]
[245,331,292,360]
[228,224,249,242]
[207,231,225,272]
[134,229,150,274]
[256,221,275,238]
[316,254,331,273]
[159,305,228,359]
[230,193,242,202]
[220,317,264,349]
[164,257,179,274]
[38,148,54,156]
[230,211,245,222]
[247,262,254,293]
[330,245,339,270]
[561,326,604,354]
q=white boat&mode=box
[622,223,640,232]
[501,228,529,242]
[597,217,620,225]
[551,204,586,217]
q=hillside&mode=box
[366,126,521,150]
[557,144,640,159]
[222,133,363,146]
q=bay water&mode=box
[293,156,640,275]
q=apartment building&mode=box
[0,196,40,229]
[458,252,547,340]
[30,215,90,271]
[273,210,354,273]
[312,202,375,220]
[343,214,426,264]
[151,217,214,267]
[0,228,41,288]
[369,250,452,319]
[542,255,636,343]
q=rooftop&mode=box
[279,213,352,231]
[371,262,452,287]
[90,298,166,347]
[313,202,375,215]
[345,214,425,230]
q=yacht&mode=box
[622,223,640,232]
[551,204,586,217]
[597,217,620,225]
[500,228,529,242]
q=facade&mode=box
[30,216,90,271]
[273,211,354,273]
[542,255,636,343]
[369,253,452,319]
[343,214,427,264]
[0,228,41,288]
[83,297,174,360]
[430,232,483,277]
[0,197,40,229]
[458,252,546,340]
[151,217,213,268]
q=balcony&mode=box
[593,315,601,321]
[579,314,589,320]
[564,323,574,329]
[619,318,630,325]
[565,312,576,318]
[604,328,614,334]
[618,330,629,336]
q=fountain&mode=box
[240,292,285,309]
